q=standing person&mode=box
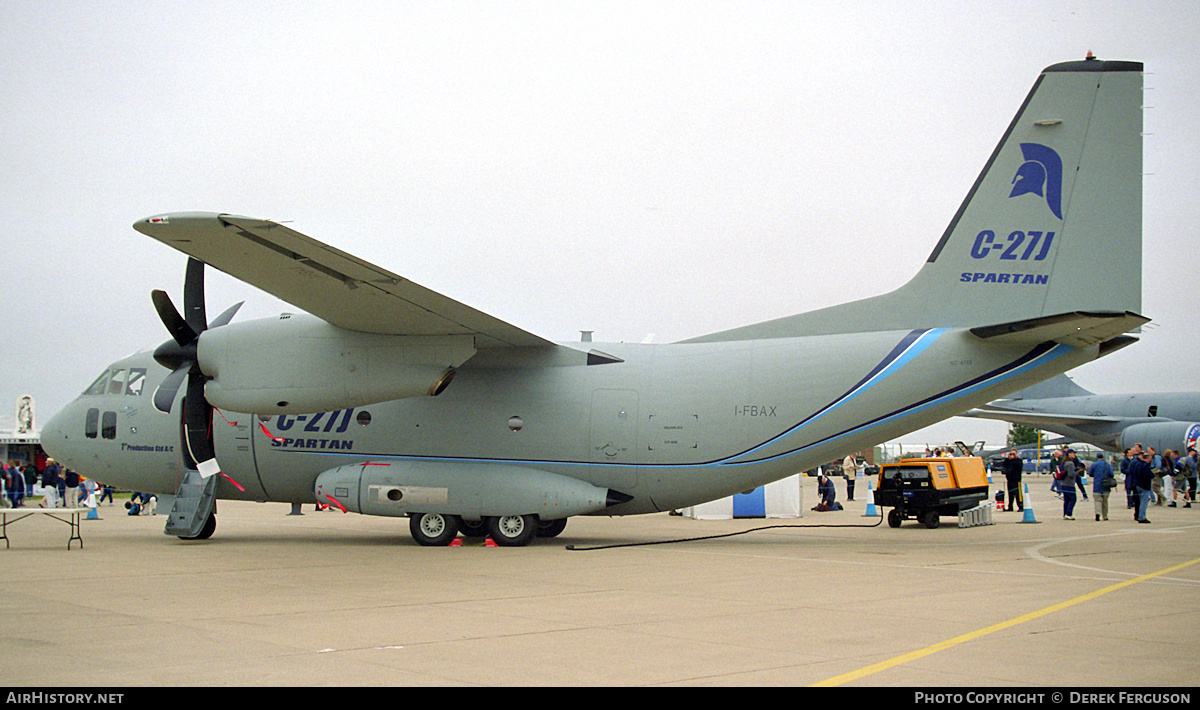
[1049,449,1065,499]
[1060,449,1088,520]
[1164,449,1185,507]
[842,453,857,501]
[40,459,61,508]
[1002,451,1024,511]
[1129,449,1154,523]
[22,461,35,498]
[1184,448,1199,508]
[1149,447,1165,505]
[1163,449,1178,507]
[1122,444,1142,509]
[64,468,80,508]
[1089,452,1115,521]
[3,461,13,507]
[6,460,23,508]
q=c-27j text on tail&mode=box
[43,56,1148,545]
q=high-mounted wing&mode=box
[134,212,554,348]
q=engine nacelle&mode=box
[196,313,474,414]
[313,461,619,520]
[1118,421,1200,454]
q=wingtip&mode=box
[133,211,234,236]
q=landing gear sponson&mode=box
[408,513,566,547]
[314,460,633,547]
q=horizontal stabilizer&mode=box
[969,311,1149,348]
[962,406,1120,428]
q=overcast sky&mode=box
[2,1,1197,450]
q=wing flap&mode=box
[135,212,555,348]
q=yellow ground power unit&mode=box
[875,457,990,529]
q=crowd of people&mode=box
[998,443,1198,523]
[1,456,112,509]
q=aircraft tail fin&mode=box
[685,57,1144,343]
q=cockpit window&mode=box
[84,367,148,396]
[126,369,146,396]
[84,371,109,395]
[107,369,127,395]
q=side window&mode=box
[84,371,109,396]
[126,368,147,396]
[85,409,99,439]
[107,370,127,396]
[101,411,117,440]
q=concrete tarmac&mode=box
[1,475,1198,687]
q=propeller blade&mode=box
[151,289,197,348]
[158,258,223,479]
[152,363,190,413]
[183,372,216,468]
[183,257,208,335]
[208,301,244,329]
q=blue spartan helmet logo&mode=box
[1009,143,1063,219]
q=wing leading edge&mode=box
[134,212,556,349]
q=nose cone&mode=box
[40,403,75,468]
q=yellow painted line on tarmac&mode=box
[810,555,1200,687]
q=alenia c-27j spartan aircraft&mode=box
[43,56,1147,546]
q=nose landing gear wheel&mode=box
[178,512,217,540]
[410,512,461,546]
[487,514,537,547]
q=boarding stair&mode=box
[162,469,217,538]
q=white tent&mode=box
[683,474,803,519]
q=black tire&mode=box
[887,509,902,528]
[487,514,537,547]
[409,513,461,546]
[536,518,568,538]
[179,513,216,540]
[922,510,941,529]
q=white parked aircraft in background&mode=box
[42,56,1147,545]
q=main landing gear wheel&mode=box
[410,512,461,546]
[536,518,568,538]
[487,514,537,547]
